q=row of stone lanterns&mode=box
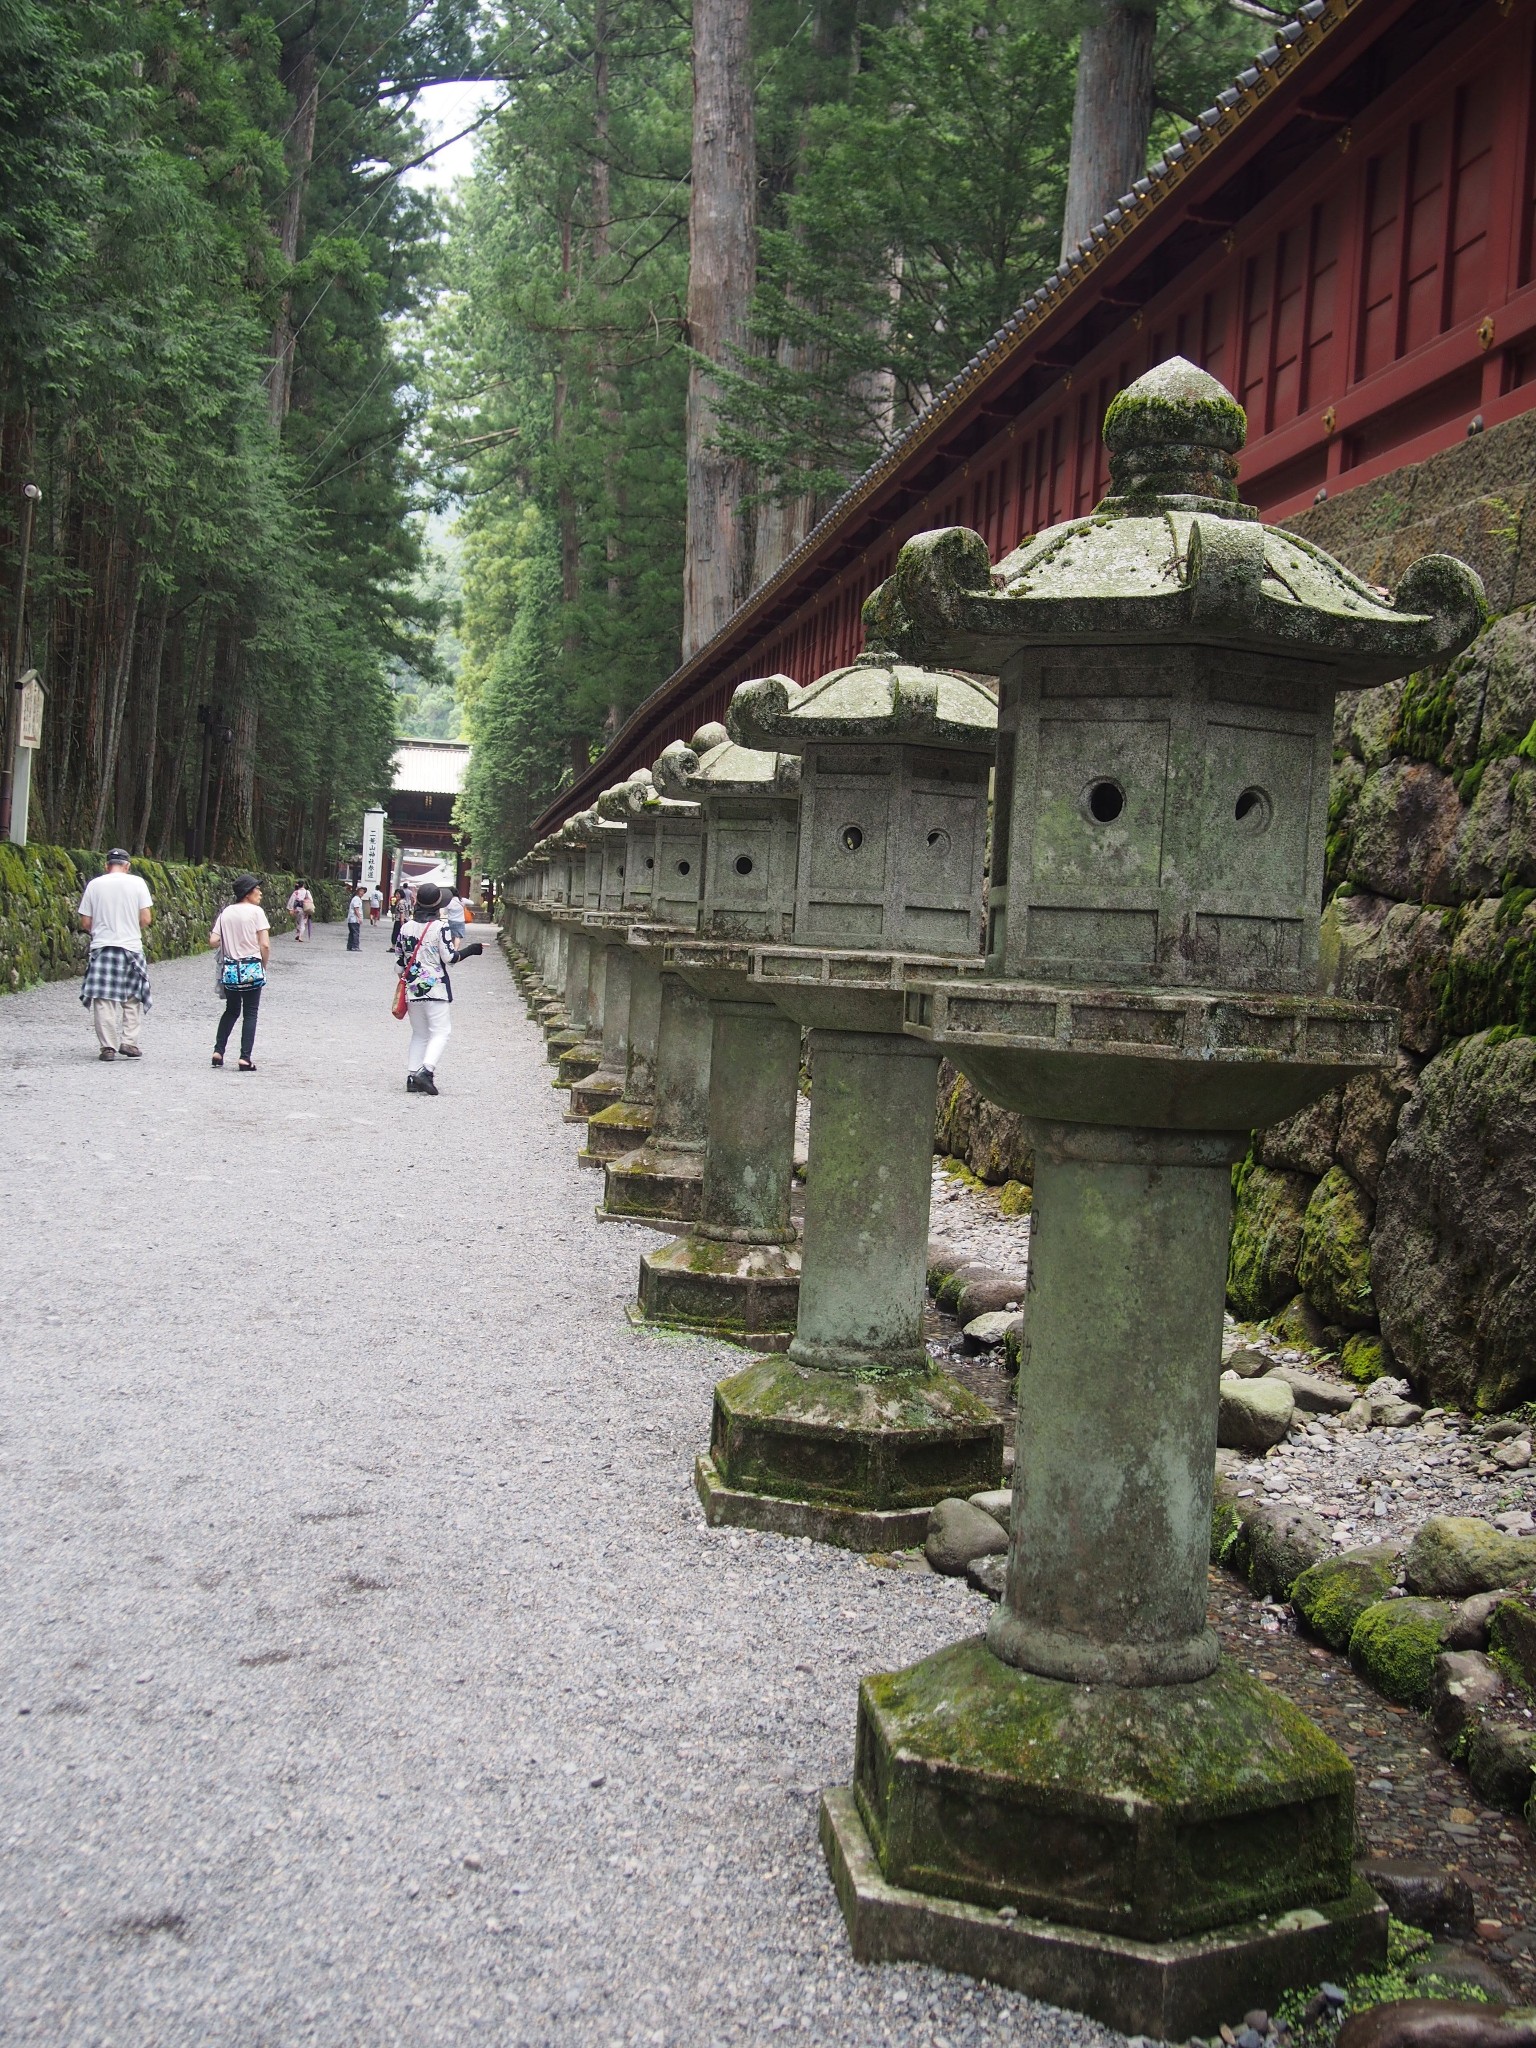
[503,361,1486,2038]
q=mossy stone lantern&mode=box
[566,770,655,1142]
[819,360,1487,2032]
[691,655,1003,1550]
[549,811,603,1086]
[629,728,805,1344]
[599,733,718,1228]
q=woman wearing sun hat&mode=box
[394,880,481,1095]
[209,873,270,1071]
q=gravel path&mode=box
[0,927,1117,2048]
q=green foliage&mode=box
[1277,1919,1489,2046]
[0,0,476,868]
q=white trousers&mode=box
[92,998,143,1050]
[406,1000,451,1074]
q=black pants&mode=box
[347,922,361,950]
[216,985,262,1061]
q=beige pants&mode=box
[92,998,143,1051]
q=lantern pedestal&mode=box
[600,967,712,1227]
[634,959,801,1345]
[697,1015,1001,1546]
[569,918,633,1120]
[579,926,664,1167]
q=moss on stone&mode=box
[997,1179,1032,1217]
[1340,1332,1393,1386]
[1297,1167,1376,1329]
[1347,1597,1451,1707]
[1227,1161,1313,1320]
[1292,1551,1398,1653]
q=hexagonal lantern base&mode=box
[555,1039,601,1089]
[570,1067,625,1119]
[853,1635,1357,1936]
[821,1789,1385,2041]
[545,1023,582,1063]
[702,1356,1002,1549]
[634,1235,800,1348]
[598,1142,703,1227]
[580,1099,654,1170]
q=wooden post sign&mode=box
[8,670,43,848]
[17,671,43,749]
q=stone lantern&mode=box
[692,652,1003,1547]
[631,727,804,1343]
[598,735,718,1227]
[548,811,602,1083]
[568,770,656,1140]
[818,360,1486,2031]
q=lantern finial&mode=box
[1102,356,1248,510]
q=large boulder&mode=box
[1428,1648,1505,1750]
[1320,893,1455,1057]
[1217,1371,1294,1451]
[1467,1721,1536,1812]
[1292,1547,1399,1652]
[1297,1166,1376,1329]
[934,1062,1033,1186]
[1258,1092,1342,1179]
[1226,1164,1313,1319]
[1349,1597,1453,1709]
[1405,1516,1536,1599]
[1346,759,1462,905]
[1375,1032,1536,1411]
[1336,1054,1421,1198]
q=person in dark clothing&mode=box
[210,874,270,1070]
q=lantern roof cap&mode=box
[652,723,801,800]
[726,659,997,757]
[595,768,654,822]
[860,361,1485,680]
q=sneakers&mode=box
[406,1068,439,1096]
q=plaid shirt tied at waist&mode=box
[79,946,153,1011]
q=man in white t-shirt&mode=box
[77,849,154,1060]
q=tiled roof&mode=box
[393,741,471,796]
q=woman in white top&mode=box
[395,881,481,1095]
[209,874,271,1070]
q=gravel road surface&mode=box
[0,925,1116,2048]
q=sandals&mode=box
[211,1053,223,1068]
[238,1058,257,1072]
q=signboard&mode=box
[360,806,386,890]
[17,672,43,749]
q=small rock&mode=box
[462,1854,484,1871]
[1475,1920,1505,1941]
[1443,1590,1510,1652]
[1428,1650,1505,1750]
[1408,1943,1516,2001]
[925,1497,1009,1576]
[934,1260,998,1313]
[965,1552,1008,1600]
[1350,1598,1453,1708]
[1492,1510,1534,1535]
[1355,1857,1475,1936]
[1263,1364,1357,1414]
[1218,1372,1295,1451]
[1373,1396,1426,1428]
[955,1274,1030,1323]
[1340,1396,1374,1433]
[1225,1347,1270,1379]
[1230,1498,1331,1600]
[1405,1517,1536,1599]
[1484,1419,1527,1442]
[1293,1547,1400,1652]
[968,1489,1012,1529]
[961,1310,1016,1352]
[1338,1998,1526,2048]
[1492,1436,1532,1471]
[1243,2014,1270,2034]
[1237,2029,1264,2048]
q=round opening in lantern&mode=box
[645,856,654,870]
[733,854,754,876]
[1085,779,1125,824]
[841,825,864,852]
[1234,786,1271,831]
[677,859,691,875]
[926,829,951,856]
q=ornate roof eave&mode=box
[727,656,998,755]
[652,728,802,802]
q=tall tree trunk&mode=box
[133,588,172,852]
[90,557,143,850]
[593,0,625,732]
[683,0,756,658]
[1059,2,1158,262]
[268,25,320,431]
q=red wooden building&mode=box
[536,0,1536,833]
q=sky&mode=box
[405,79,501,196]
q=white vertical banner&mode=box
[361,807,386,890]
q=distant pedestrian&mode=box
[388,888,406,948]
[444,886,468,946]
[368,885,382,928]
[346,885,364,951]
[286,881,314,942]
[395,881,481,1096]
[209,874,270,1071]
[77,849,153,1062]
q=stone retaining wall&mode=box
[0,845,345,993]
